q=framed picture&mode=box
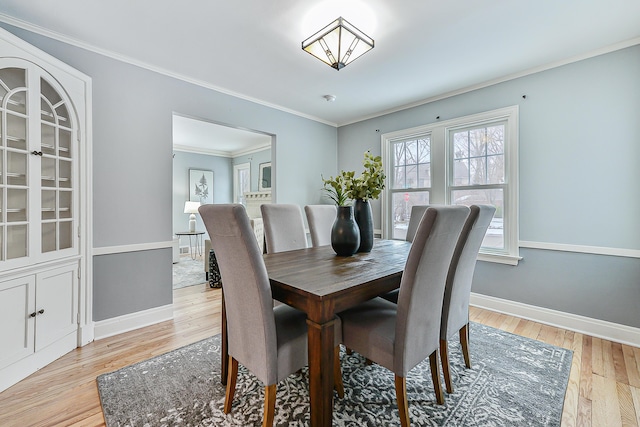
[259,162,272,191]
[189,169,213,203]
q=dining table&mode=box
[220,239,412,427]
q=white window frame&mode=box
[381,106,520,265]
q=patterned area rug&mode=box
[96,323,571,426]
[172,255,205,289]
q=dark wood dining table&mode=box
[221,239,412,427]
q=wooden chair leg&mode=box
[334,346,344,398]
[440,339,453,394]
[262,384,277,427]
[224,356,238,413]
[346,347,353,355]
[394,375,410,427]
[460,323,471,368]
[429,350,445,405]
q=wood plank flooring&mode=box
[0,284,638,426]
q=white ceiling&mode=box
[172,115,272,157]
[0,0,638,130]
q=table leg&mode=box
[221,290,228,385]
[307,318,336,427]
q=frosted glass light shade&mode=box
[302,17,374,70]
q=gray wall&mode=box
[338,45,640,327]
[0,23,338,322]
[172,151,233,237]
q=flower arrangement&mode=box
[322,151,386,205]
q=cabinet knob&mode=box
[38,309,45,315]
[29,312,37,318]
[31,150,43,156]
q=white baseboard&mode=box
[470,293,640,347]
[94,304,174,340]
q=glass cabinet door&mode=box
[40,77,73,253]
[0,64,76,264]
[0,67,29,261]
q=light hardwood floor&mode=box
[1,284,639,427]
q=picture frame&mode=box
[189,169,213,203]
[259,162,272,192]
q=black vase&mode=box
[354,199,374,252]
[331,206,360,256]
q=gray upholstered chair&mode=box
[404,205,429,243]
[439,204,495,393]
[380,205,429,303]
[198,204,343,426]
[261,204,307,253]
[304,204,337,247]
[338,205,469,426]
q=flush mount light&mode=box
[302,17,374,70]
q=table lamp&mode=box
[184,201,200,232]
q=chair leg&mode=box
[440,339,453,394]
[346,347,353,355]
[334,346,345,398]
[262,384,277,427]
[365,358,373,366]
[429,350,445,405]
[394,375,410,427]
[460,323,471,368]
[224,356,238,413]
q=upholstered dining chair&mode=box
[304,204,337,247]
[439,204,495,393]
[261,204,307,253]
[199,204,343,426]
[379,205,429,304]
[338,205,469,427]
[405,205,429,243]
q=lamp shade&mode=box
[184,201,200,214]
[184,201,200,232]
[302,17,374,70]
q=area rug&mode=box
[96,323,572,426]
[172,255,206,289]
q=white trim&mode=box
[519,240,639,259]
[470,293,640,347]
[477,253,521,266]
[0,13,337,127]
[93,241,173,256]
[173,143,271,158]
[93,304,174,340]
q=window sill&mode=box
[477,252,522,266]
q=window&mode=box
[389,136,431,240]
[382,106,519,264]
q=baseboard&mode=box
[94,304,174,340]
[470,293,640,347]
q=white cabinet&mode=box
[0,264,78,369]
[0,28,91,392]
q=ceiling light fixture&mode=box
[302,17,374,70]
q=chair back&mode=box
[394,205,469,374]
[405,205,429,242]
[304,205,337,247]
[441,205,496,339]
[199,204,278,384]
[261,204,307,253]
